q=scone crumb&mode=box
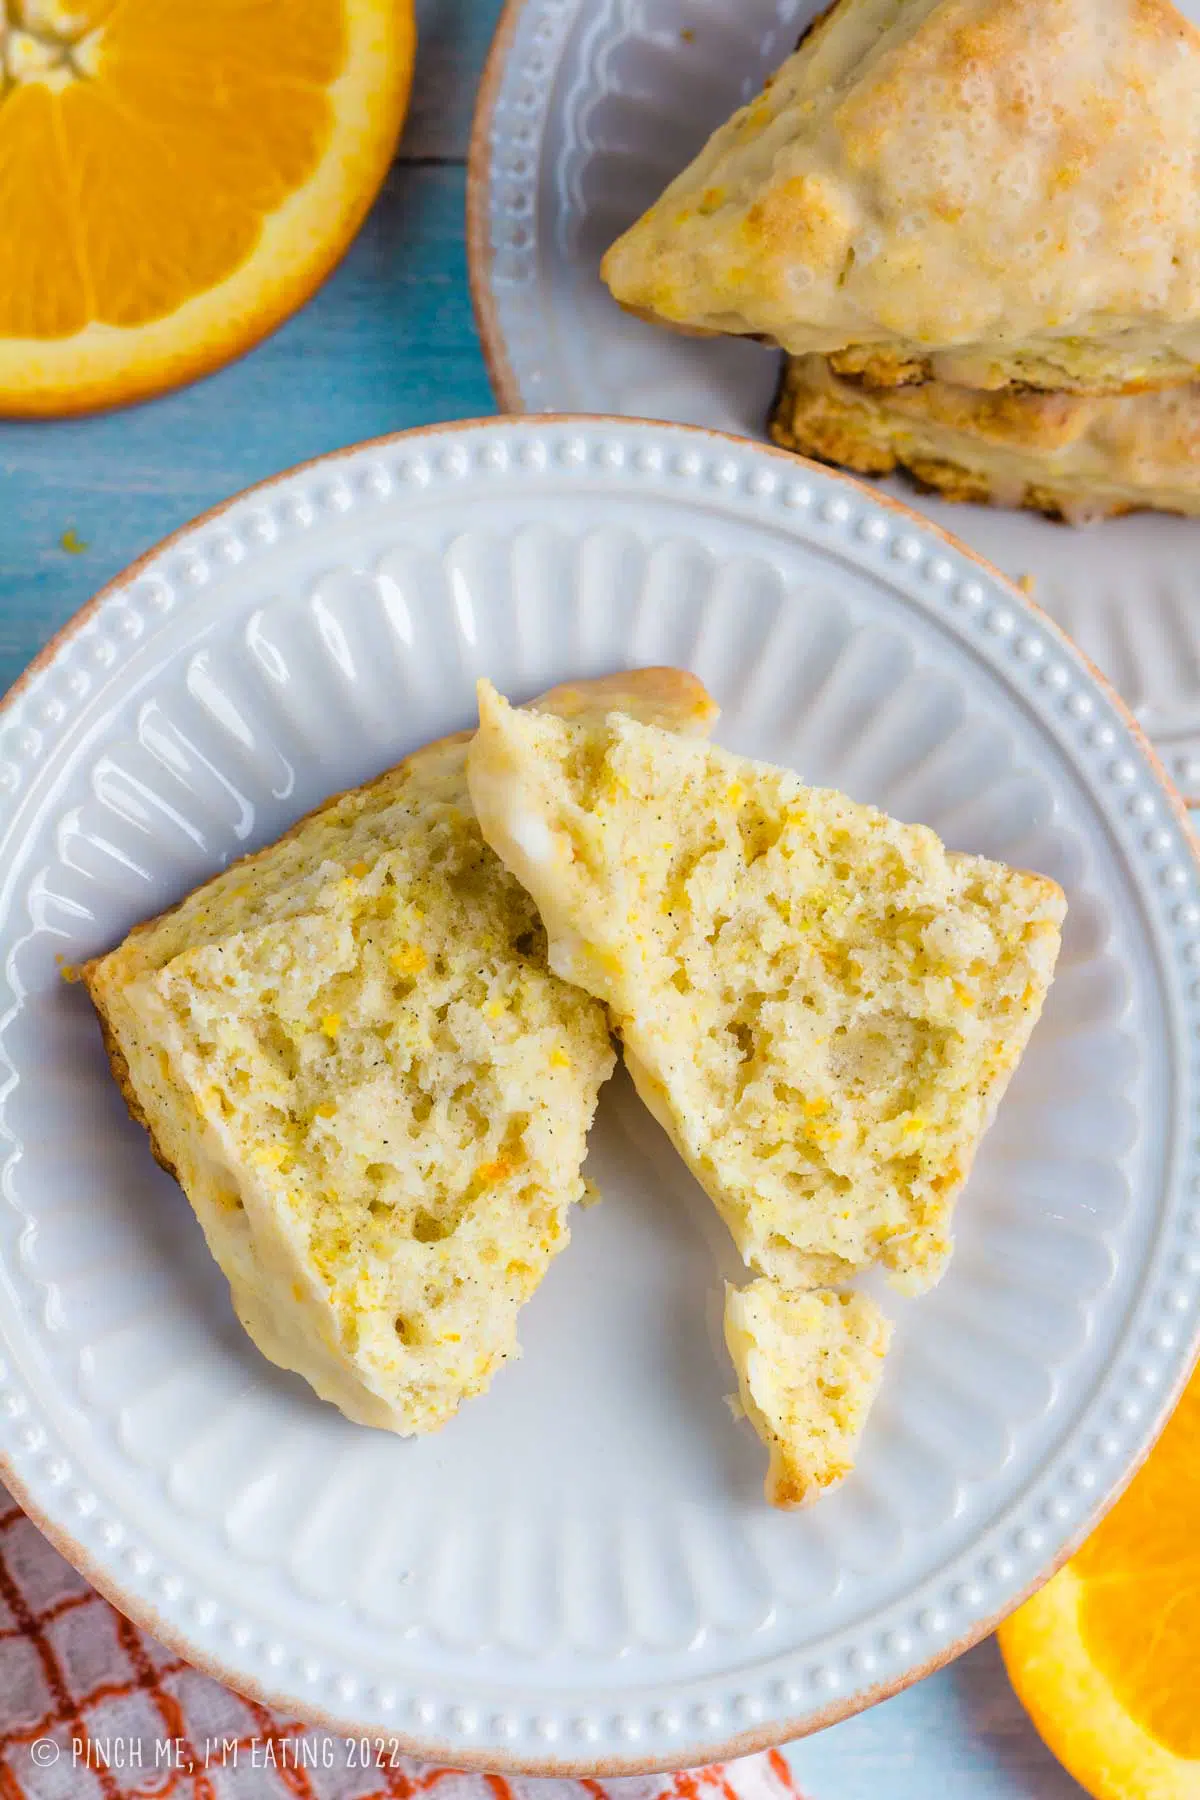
[725,1280,891,1507]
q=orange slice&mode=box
[999,1365,1200,1798]
[0,0,414,415]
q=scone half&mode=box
[83,669,717,1437]
[468,682,1065,1295]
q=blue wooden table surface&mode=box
[0,6,1088,1794]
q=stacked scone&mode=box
[601,0,1200,520]
[86,670,1063,1507]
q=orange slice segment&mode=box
[999,1365,1200,1798]
[0,0,414,414]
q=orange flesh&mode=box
[1074,1370,1200,1756]
[0,0,345,336]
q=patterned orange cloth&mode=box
[0,1488,804,1800]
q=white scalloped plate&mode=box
[467,0,1200,803]
[1,417,1198,1774]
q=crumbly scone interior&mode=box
[468,683,1065,1296]
[725,1280,892,1507]
[83,669,716,1434]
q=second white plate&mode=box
[468,0,1200,800]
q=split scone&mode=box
[602,0,1200,395]
[726,1281,892,1507]
[83,669,717,1435]
[468,683,1065,1294]
[771,356,1200,523]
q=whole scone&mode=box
[602,0,1200,395]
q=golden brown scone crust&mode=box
[770,355,1200,522]
[825,346,1189,398]
[80,667,718,1437]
